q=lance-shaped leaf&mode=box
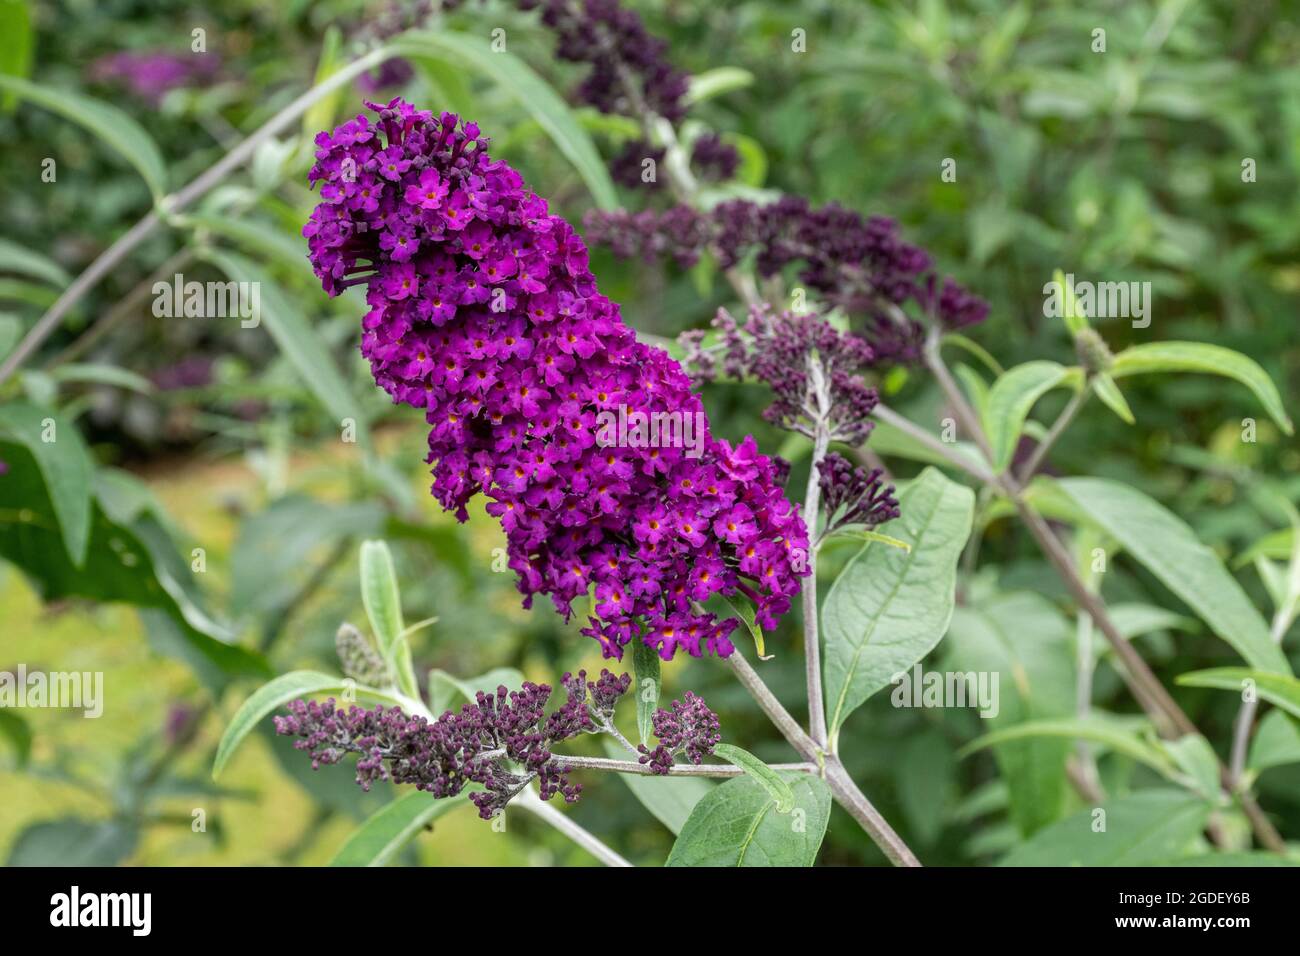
[330,791,470,866]
[1176,668,1300,721]
[631,639,660,746]
[823,467,974,748]
[712,744,795,812]
[982,360,1075,472]
[0,74,167,198]
[1053,477,1290,675]
[1110,341,1293,435]
[999,790,1211,867]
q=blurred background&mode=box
[0,0,1297,865]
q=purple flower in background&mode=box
[89,51,220,105]
[357,58,415,95]
[304,99,810,659]
[690,133,740,182]
[610,139,664,190]
[586,199,988,364]
[637,691,721,775]
[818,452,900,538]
[149,356,214,391]
[684,305,884,447]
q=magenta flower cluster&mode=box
[304,99,810,659]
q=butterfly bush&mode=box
[585,197,989,364]
[304,99,810,660]
[274,673,718,816]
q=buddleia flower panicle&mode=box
[304,99,810,658]
[586,197,988,364]
[274,673,630,818]
[817,452,900,538]
[683,305,883,446]
[637,691,722,775]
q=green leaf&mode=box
[0,709,31,766]
[1237,528,1294,567]
[829,527,911,552]
[213,670,404,778]
[712,744,795,812]
[0,401,92,565]
[1176,668,1300,720]
[1111,342,1293,435]
[667,773,830,867]
[982,360,1073,471]
[605,740,712,835]
[823,467,974,747]
[1053,477,1290,675]
[0,75,167,198]
[999,791,1211,866]
[202,250,370,436]
[359,539,416,699]
[303,25,344,141]
[868,418,986,474]
[1107,602,1199,640]
[1050,268,1089,335]
[1249,710,1300,774]
[1162,734,1221,801]
[685,66,754,105]
[943,332,1004,376]
[954,363,990,421]
[48,363,155,395]
[0,0,33,111]
[0,237,69,287]
[7,818,139,867]
[945,593,1075,834]
[427,667,525,716]
[1091,372,1135,425]
[960,716,1178,781]
[390,31,617,209]
[712,590,766,658]
[631,638,660,746]
[329,791,470,866]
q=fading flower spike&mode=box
[304,99,810,659]
[637,690,722,775]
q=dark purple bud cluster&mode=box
[366,0,689,122]
[690,133,740,182]
[585,198,988,364]
[637,691,721,775]
[543,668,632,738]
[818,452,900,537]
[528,0,690,123]
[683,306,883,446]
[274,674,629,818]
[610,139,664,190]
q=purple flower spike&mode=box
[305,100,811,659]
